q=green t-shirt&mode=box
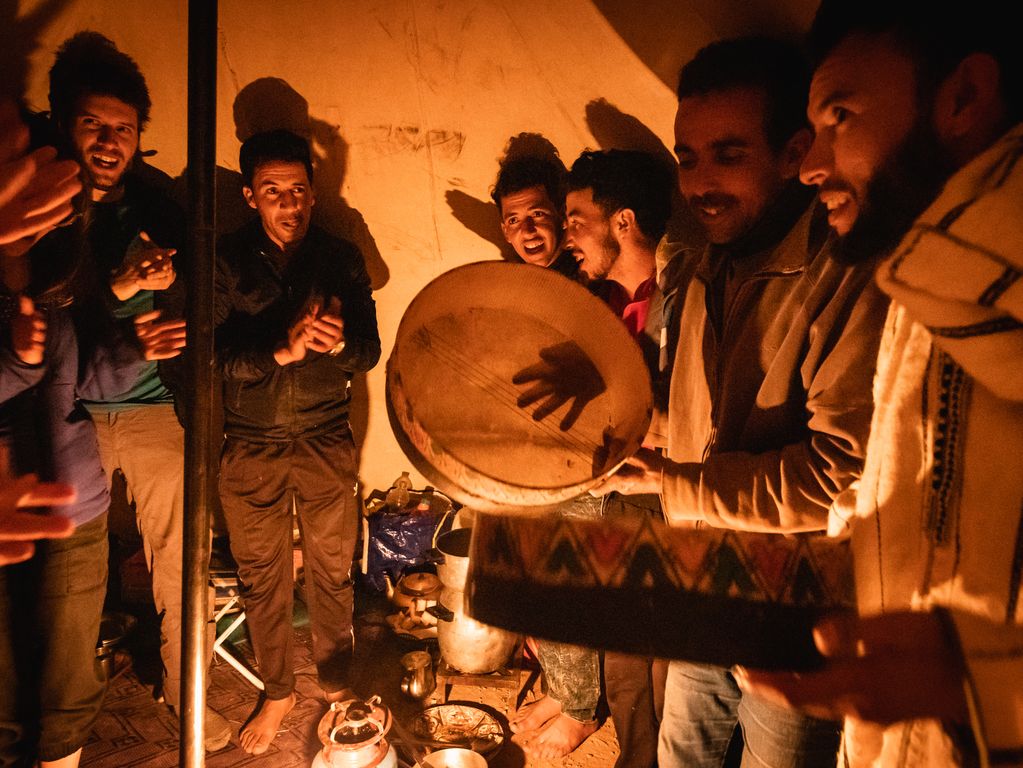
[82,290,174,412]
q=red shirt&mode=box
[597,276,656,339]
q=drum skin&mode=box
[387,262,651,513]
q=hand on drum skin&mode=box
[112,231,177,300]
[513,341,607,431]
[0,100,82,249]
[734,611,969,726]
[306,296,345,354]
[590,446,664,495]
[0,474,76,566]
[11,296,46,365]
[133,309,186,360]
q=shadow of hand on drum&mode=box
[512,341,607,431]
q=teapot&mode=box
[383,571,442,612]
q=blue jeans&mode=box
[658,661,840,768]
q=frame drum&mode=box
[387,262,652,512]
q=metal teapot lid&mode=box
[401,572,441,596]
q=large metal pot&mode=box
[428,528,518,674]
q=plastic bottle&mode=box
[414,488,432,515]
[385,471,412,509]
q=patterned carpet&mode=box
[76,556,619,768]
[82,594,407,768]
[77,592,622,767]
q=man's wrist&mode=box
[273,346,294,366]
[111,275,140,301]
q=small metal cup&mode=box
[399,650,435,700]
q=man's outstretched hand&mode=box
[734,610,969,726]
[513,341,606,431]
[0,99,81,252]
[0,474,76,566]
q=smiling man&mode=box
[598,38,890,768]
[22,31,232,753]
[510,149,674,765]
[214,129,380,755]
[492,153,578,276]
[735,3,1023,766]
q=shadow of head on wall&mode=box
[229,77,387,453]
[231,77,389,291]
[445,131,567,264]
[584,98,702,248]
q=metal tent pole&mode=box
[181,0,217,765]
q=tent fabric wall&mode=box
[5,0,813,493]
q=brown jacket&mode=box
[661,202,889,532]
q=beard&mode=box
[577,229,621,284]
[594,231,621,283]
[833,116,953,265]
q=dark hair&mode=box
[809,0,1021,123]
[491,154,567,212]
[49,31,151,131]
[677,36,810,152]
[567,149,673,242]
[239,129,314,187]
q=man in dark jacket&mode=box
[24,32,231,751]
[215,129,380,755]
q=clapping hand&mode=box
[111,231,177,300]
[133,309,186,360]
[305,296,345,355]
[275,297,345,365]
[10,296,46,366]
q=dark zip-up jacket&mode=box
[214,220,380,441]
[27,173,188,418]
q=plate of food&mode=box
[411,701,506,759]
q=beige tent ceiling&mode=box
[4,0,817,492]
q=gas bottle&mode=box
[311,695,397,768]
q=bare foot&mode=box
[510,694,562,734]
[240,693,296,755]
[523,713,598,760]
[39,747,82,768]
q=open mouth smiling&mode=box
[90,153,122,170]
